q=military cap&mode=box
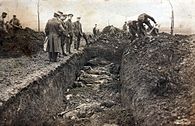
[57,11,63,15]
[62,14,68,17]
[68,14,73,17]
[2,12,7,15]
[54,12,60,17]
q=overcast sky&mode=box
[0,0,195,34]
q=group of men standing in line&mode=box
[123,13,158,41]
[0,12,22,46]
[45,11,84,62]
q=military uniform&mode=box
[0,14,7,46]
[123,23,127,31]
[128,20,138,41]
[137,13,156,37]
[93,27,97,37]
[45,16,64,62]
[73,20,82,50]
[65,19,73,54]
[59,19,68,55]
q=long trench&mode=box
[0,42,135,126]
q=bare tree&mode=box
[168,0,174,35]
[37,0,40,32]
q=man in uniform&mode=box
[9,15,22,37]
[93,24,97,37]
[65,14,74,54]
[123,21,128,37]
[137,13,157,37]
[45,12,66,62]
[0,12,8,46]
[58,12,69,56]
[73,17,83,50]
[128,20,138,41]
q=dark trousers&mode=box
[74,35,81,50]
[48,38,58,62]
[0,34,3,46]
[61,36,66,55]
[138,20,153,37]
[48,52,58,62]
[66,34,73,53]
[82,33,89,46]
[0,30,6,46]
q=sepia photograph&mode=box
[0,0,195,125]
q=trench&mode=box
[51,56,134,126]
[0,42,135,125]
[47,46,135,125]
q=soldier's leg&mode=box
[83,34,88,46]
[0,33,3,46]
[74,36,77,49]
[48,52,52,61]
[66,38,70,54]
[53,52,58,62]
[77,35,81,50]
[69,35,73,54]
[61,37,67,56]
[145,20,153,30]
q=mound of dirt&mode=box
[120,33,195,125]
[101,26,122,35]
[0,27,45,58]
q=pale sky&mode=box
[0,0,195,34]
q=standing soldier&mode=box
[59,13,69,56]
[45,12,65,62]
[65,14,74,54]
[9,15,22,38]
[128,20,138,41]
[93,24,97,37]
[137,13,157,37]
[73,17,83,50]
[123,21,128,37]
[0,12,8,46]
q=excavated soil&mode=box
[0,25,194,126]
[121,33,195,125]
[0,28,44,58]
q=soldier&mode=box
[59,13,69,56]
[65,14,74,54]
[137,13,157,37]
[93,24,97,37]
[73,17,83,50]
[128,20,138,41]
[9,15,22,37]
[123,21,128,37]
[9,15,22,29]
[0,12,8,46]
[45,12,65,62]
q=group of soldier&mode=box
[123,13,158,41]
[45,11,87,62]
[0,12,22,46]
[1,11,158,62]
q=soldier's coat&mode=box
[45,17,63,53]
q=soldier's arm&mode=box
[146,14,156,24]
[80,23,83,33]
[9,19,13,24]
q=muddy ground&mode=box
[121,33,195,125]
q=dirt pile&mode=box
[101,26,122,35]
[0,27,45,58]
[120,33,194,125]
